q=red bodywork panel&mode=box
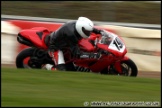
[19,27,50,49]
[97,43,127,57]
[89,55,114,72]
[78,39,95,52]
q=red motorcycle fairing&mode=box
[78,38,95,52]
[75,33,128,73]
[73,59,98,68]
[18,27,50,49]
[88,54,115,72]
[73,54,115,73]
[85,54,129,73]
[97,43,127,57]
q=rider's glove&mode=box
[93,28,102,34]
[93,28,105,36]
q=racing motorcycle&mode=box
[16,27,138,77]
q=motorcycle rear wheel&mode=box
[16,47,52,69]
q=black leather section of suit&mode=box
[48,21,82,51]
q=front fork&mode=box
[114,56,129,74]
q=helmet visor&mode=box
[82,27,91,37]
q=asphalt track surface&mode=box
[2,64,161,79]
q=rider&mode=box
[44,16,102,71]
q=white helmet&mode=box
[75,17,94,38]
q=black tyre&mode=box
[16,47,50,69]
[101,59,138,77]
[120,59,138,77]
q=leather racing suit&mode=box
[47,21,101,71]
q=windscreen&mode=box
[99,30,114,45]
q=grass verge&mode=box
[1,67,161,107]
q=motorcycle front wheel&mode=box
[100,59,138,77]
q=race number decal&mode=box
[109,36,125,53]
[113,37,123,50]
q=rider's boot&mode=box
[43,64,66,71]
[47,50,66,71]
[42,64,56,70]
[56,64,66,71]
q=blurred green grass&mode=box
[1,1,161,24]
[1,67,161,107]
